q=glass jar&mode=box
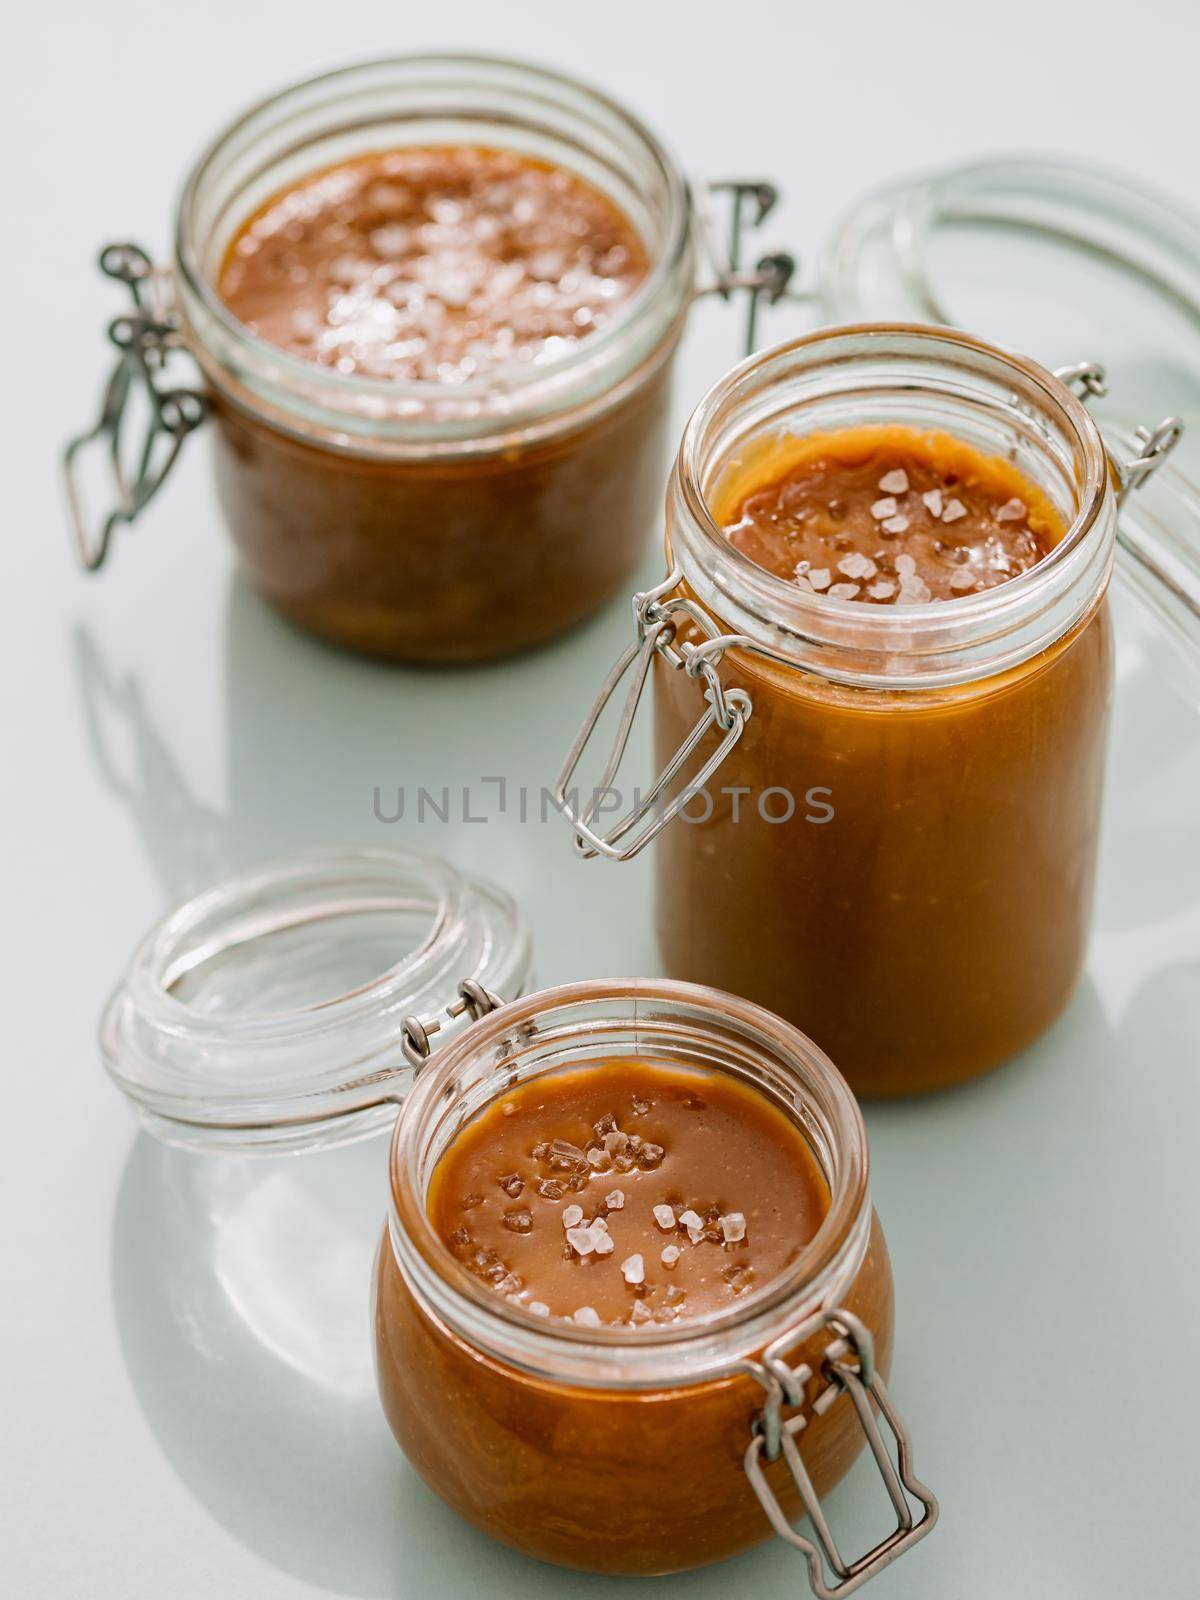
[378,977,936,1582]
[556,324,1200,1095]
[100,846,936,1593]
[64,55,792,663]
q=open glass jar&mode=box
[64,54,790,663]
[100,845,936,1594]
[556,324,1200,1095]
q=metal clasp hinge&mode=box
[1054,361,1184,506]
[552,570,753,861]
[400,979,505,1068]
[63,242,207,571]
[743,1308,938,1598]
[696,180,800,356]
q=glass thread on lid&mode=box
[99,845,532,1155]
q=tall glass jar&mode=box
[557,325,1197,1095]
[376,977,936,1583]
[66,55,702,661]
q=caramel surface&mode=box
[218,146,649,383]
[427,1058,829,1327]
[718,426,1063,604]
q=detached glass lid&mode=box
[822,156,1200,450]
[100,846,532,1155]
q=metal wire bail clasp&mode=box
[552,571,753,862]
[63,242,207,571]
[400,979,505,1068]
[696,180,800,356]
[743,1308,938,1598]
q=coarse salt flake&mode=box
[868,579,896,600]
[621,1253,645,1285]
[827,582,861,600]
[566,1226,596,1255]
[653,1204,676,1230]
[996,497,1026,522]
[808,568,832,590]
[838,553,877,580]
[895,553,917,577]
[922,489,944,518]
[881,515,910,535]
[605,1190,625,1210]
[679,1209,705,1242]
[573,1306,601,1327]
[942,498,967,523]
[720,1212,747,1243]
[591,1225,615,1255]
[561,1204,584,1229]
[528,1301,549,1317]
[661,1244,681,1267]
[870,496,898,520]
[879,469,909,494]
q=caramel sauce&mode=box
[718,425,1063,603]
[428,1058,829,1328]
[218,146,649,383]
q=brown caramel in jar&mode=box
[427,1057,829,1327]
[655,425,1113,1096]
[206,147,677,662]
[374,1055,893,1573]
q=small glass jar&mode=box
[100,846,936,1593]
[377,977,937,1581]
[65,55,790,663]
[557,325,1200,1095]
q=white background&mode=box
[7,2,1200,1597]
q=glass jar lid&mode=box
[821,156,1200,453]
[100,846,532,1155]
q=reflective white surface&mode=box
[7,2,1200,1595]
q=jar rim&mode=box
[172,50,693,434]
[669,322,1115,688]
[387,978,873,1388]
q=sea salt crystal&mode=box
[566,1226,596,1255]
[871,496,898,520]
[808,568,832,591]
[950,569,976,591]
[827,582,861,600]
[592,1227,615,1256]
[630,1300,654,1324]
[661,1244,681,1267]
[922,489,944,518]
[503,1208,532,1233]
[605,1190,625,1210]
[996,497,1026,522]
[528,1301,550,1317]
[838,553,877,580]
[591,1215,609,1232]
[794,559,811,575]
[679,1209,705,1243]
[942,498,967,523]
[621,1253,646,1285]
[585,1146,606,1168]
[868,579,896,600]
[895,554,917,577]
[561,1204,584,1229]
[793,574,813,592]
[881,515,910,535]
[898,577,933,605]
[720,1212,747,1243]
[653,1204,676,1230]
[573,1306,602,1327]
[879,469,909,494]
